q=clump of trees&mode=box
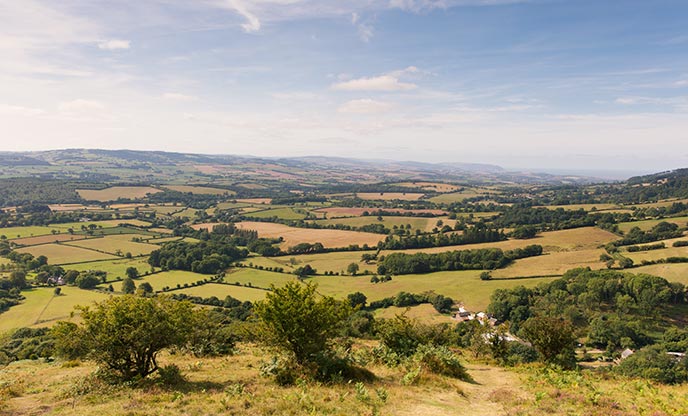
[377,245,542,275]
[148,240,248,274]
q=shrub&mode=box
[412,344,469,380]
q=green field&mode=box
[310,271,558,311]
[0,287,112,332]
[224,268,296,288]
[68,257,153,280]
[175,283,270,302]
[1,226,60,239]
[64,234,160,256]
[15,244,118,265]
[134,270,211,291]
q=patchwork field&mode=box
[311,215,457,233]
[68,257,153,280]
[393,182,461,193]
[314,207,447,218]
[428,188,494,204]
[47,204,89,212]
[355,192,425,201]
[163,185,235,195]
[233,221,385,249]
[77,186,162,201]
[48,219,152,230]
[534,203,621,211]
[491,249,606,278]
[617,216,688,233]
[14,244,118,265]
[624,245,688,263]
[64,235,160,256]
[0,287,111,332]
[244,207,308,220]
[11,234,90,246]
[224,268,296,288]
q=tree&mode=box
[122,277,136,294]
[54,287,61,296]
[347,292,367,309]
[137,282,154,296]
[9,271,27,289]
[125,267,139,279]
[520,316,576,368]
[347,262,360,276]
[254,282,351,365]
[62,296,195,380]
[75,274,100,289]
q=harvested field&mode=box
[625,245,688,263]
[491,249,607,278]
[163,185,235,195]
[77,186,162,202]
[393,182,461,193]
[48,204,88,212]
[49,219,152,230]
[235,198,272,204]
[429,189,493,204]
[534,203,621,211]
[382,227,618,255]
[64,234,160,256]
[617,216,688,233]
[356,192,425,201]
[314,207,446,218]
[632,263,688,285]
[311,215,457,233]
[234,221,384,249]
[244,207,307,220]
[15,244,118,264]
[11,234,91,246]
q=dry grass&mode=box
[631,263,688,285]
[312,216,457,233]
[14,244,118,265]
[491,249,606,278]
[233,221,384,249]
[163,185,235,195]
[314,207,447,218]
[47,204,88,212]
[617,216,688,233]
[235,198,272,204]
[356,192,425,201]
[393,182,461,193]
[533,203,621,211]
[175,284,270,302]
[11,234,91,246]
[77,187,162,202]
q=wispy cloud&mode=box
[98,39,130,50]
[338,98,392,113]
[332,67,420,91]
[162,93,198,101]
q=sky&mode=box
[1,0,688,173]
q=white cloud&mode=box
[226,0,262,33]
[162,93,198,101]
[0,104,45,117]
[338,99,392,113]
[332,68,420,91]
[58,99,105,113]
[98,39,130,50]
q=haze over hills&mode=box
[0,148,627,185]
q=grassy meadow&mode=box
[76,186,162,201]
[14,244,118,265]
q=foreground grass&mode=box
[1,344,686,416]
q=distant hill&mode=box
[0,149,604,185]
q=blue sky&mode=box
[1,0,688,172]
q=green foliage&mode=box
[377,245,542,275]
[520,316,576,368]
[375,315,453,359]
[121,277,136,294]
[616,345,688,384]
[0,327,54,365]
[511,225,538,239]
[75,273,101,289]
[58,296,196,381]
[411,344,469,380]
[148,240,248,274]
[254,282,351,365]
[347,292,367,309]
